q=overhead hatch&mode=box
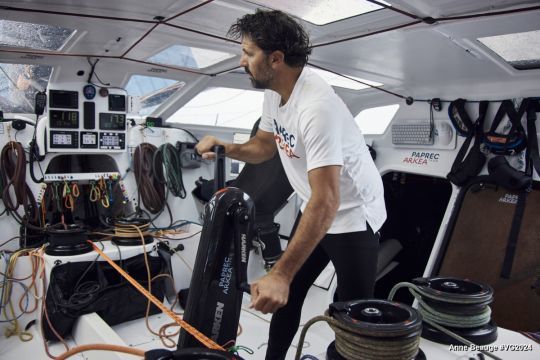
[478,29,540,70]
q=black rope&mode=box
[308,62,407,100]
[437,4,540,21]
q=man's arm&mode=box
[195,129,276,164]
[250,165,341,314]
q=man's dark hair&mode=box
[228,9,312,67]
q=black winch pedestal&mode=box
[177,187,255,349]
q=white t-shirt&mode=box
[259,67,386,234]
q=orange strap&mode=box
[87,241,225,351]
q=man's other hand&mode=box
[249,272,290,314]
[195,136,223,160]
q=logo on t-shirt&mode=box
[273,119,300,159]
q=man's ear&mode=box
[269,50,285,66]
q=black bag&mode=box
[43,252,168,341]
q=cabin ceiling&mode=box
[1,0,539,103]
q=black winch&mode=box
[112,217,154,246]
[409,277,498,346]
[45,224,93,256]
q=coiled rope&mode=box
[0,141,38,222]
[133,143,165,214]
[295,309,420,360]
[154,143,187,199]
[388,282,502,360]
[388,282,491,328]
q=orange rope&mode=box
[87,241,225,351]
[54,343,145,360]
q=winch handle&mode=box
[213,145,226,194]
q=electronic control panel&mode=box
[46,85,128,153]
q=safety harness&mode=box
[494,99,540,279]
[446,99,488,186]
[447,98,540,280]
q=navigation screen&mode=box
[49,90,79,109]
[50,110,79,128]
[99,113,126,130]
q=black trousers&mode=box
[265,216,379,360]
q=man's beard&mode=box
[245,66,272,89]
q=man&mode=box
[195,9,386,359]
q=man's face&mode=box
[240,36,274,89]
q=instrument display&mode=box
[109,94,126,112]
[80,132,98,149]
[99,113,126,130]
[82,133,96,145]
[102,135,119,146]
[50,110,79,128]
[99,132,125,150]
[50,131,78,149]
[46,88,127,153]
[49,90,79,109]
[53,133,72,145]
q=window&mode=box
[309,67,382,90]
[247,0,388,25]
[355,104,399,135]
[125,75,186,116]
[0,63,52,113]
[168,88,263,129]
[0,19,74,51]
[148,45,236,69]
[478,30,540,70]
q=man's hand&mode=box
[249,271,291,314]
[195,135,224,160]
